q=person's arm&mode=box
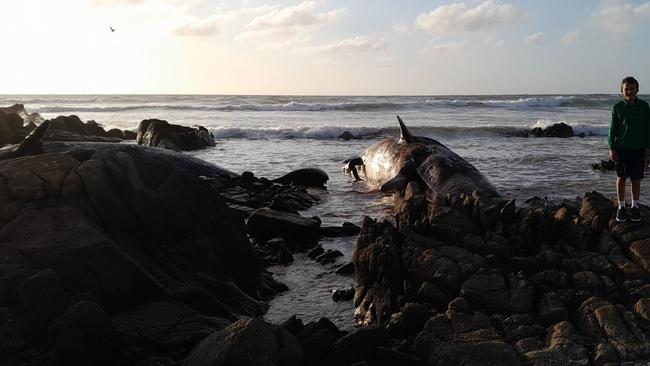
[609,106,618,160]
[646,102,650,158]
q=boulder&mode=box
[136,119,215,150]
[531,122,573,138]
[0,111,25,146]
[183,318,285,366]
[459,271,533,314]
[0,104,43,125]
[339,131,357,140]
[112,301,230,362]
[19,268,67,327]
[49,300,114,366]
[0,145,270,321]
[247,207,321,243]
[353,217,403,325]
[272,168,329,189]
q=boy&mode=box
[608,76,650,222]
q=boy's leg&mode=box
[631,179,640,203]
[617,177,626,205]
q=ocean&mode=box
[0,94,634,329]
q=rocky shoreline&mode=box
[1,106,649,365]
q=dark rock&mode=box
[416,282,448,311]
[19,268,67,327]
[406,244,488,296]
[532,122,573,138]
[459,271,533,314]
[521,321,590,365]
[320,222,361,237]
[183,318,282,366]
[335,261,355,275]
[414,311,521,366]
[329,326,388,365]
[591,159,616,172]
[537,292,568,326]
[353,218,404,325]
[634,298,650,321]
[0,104,43,125]
[111,301,229,361]
[307,246,325,259]
[279,315,304,336]
[47,115,104,136]
[123,130,137,140]
[105,128,125,139]
[332,287,355,302]
[339,131,357,141]
[579,297,650,361]
[272,168,329,189]
[398,303,428,336]
[247,207,321,243]
[316,249,343,264]
[44,129,122,142]
[375,346,418,366]
[136,119,215,151]
[0,111,26,146]
[49,300,114,366]
[296,318,341,366]
[0,145,269,323]
[628,239,650,272]
[428,206,481,242]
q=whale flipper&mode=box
[379,159,417,192]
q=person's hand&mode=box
[610,149,617,161]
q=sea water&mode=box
[0,94,635,329]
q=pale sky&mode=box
[1,0,649,95]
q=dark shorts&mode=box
[615,148,645,180]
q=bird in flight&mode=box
[110,26,115,32]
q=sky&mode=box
[1,0,649,95]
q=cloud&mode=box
[237,0,346,51]
[415,0,522,34]
[173,16,222,36]
[429,41,465,52]
[312,36,388,53]
[495,39,505,47]
[91,0,195,5]
[242,0,345,39]
[560,29,579,45]
[525,32,543,45]
[392,22,411,34]
[91,0,146,5]
[591,0,650,33]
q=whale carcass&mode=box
[344,116,499,202]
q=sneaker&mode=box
[616,207,628,223]
[630,206,642,222]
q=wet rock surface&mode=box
[0,106,134,147]
[136,119,215,151]
[348,187,650,365]
[0,142,331,365]
[531,122,574,138]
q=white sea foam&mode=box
[210,126,384,140]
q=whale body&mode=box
[344,116,499,201]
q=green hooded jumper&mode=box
[608,97,650,150]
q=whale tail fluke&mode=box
[397,115,414,144]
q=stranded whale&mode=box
[344,116,499,201]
